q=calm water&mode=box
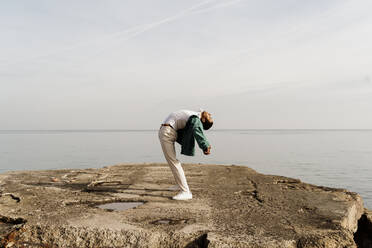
[0,129,371,208]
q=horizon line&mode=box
[1,128,372,132]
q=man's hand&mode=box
[204,146,211,155]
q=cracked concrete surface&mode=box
[0,163,368,247]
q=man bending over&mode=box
[158,109,213,200]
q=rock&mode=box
[0,164,367,247]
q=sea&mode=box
[0,129,371,208]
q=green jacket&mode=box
[176,115,210,156]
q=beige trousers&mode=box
[158,126,190,193]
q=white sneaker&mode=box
[172,191,192,200]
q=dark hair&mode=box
[202,119,213,130]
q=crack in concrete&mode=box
[151,218,189,225]
[249,180,264,204]
[0,193,21,203]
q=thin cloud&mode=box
[0,0,245,68]
[190,0,244,14]
[68,0,246,57]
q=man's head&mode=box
[201,111,213,130]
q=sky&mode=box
[1,0,372,129]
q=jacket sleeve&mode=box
[192,120,210,151]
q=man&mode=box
[158,109,213,200]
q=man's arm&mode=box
[192,120,211,155]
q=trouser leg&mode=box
[158,127,190,193]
